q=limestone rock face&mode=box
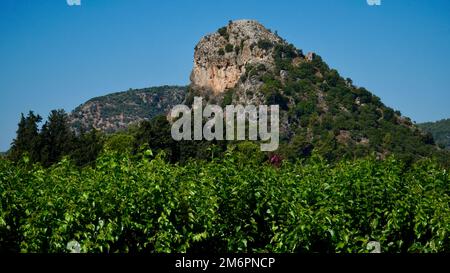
[190,20,283,95]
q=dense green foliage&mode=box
[8,110,103,167]
[419,119,450,149]
[1,145,449,253]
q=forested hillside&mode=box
[69,86,186,133]
[419,119,450,149]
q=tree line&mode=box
[7,110,232,167]
[8,110,103,167]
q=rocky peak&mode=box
[190,20,284,95]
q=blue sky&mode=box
[1,0,450,151]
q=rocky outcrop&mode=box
[190,20,283,95]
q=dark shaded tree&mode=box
[70,128,104,167]
[39,109,75,167]
[134,115,180,162]
[9,111,42,162]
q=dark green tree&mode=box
[39,109,75,167]
[70,128,104,167]
[134,115,179,162]
[9,111,42,162]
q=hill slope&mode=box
[418,119,450,149]
[69,86,186,133]
[186,20,446,163]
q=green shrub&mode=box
[218,27,229,40]
[235,46,240,55]
[222,89,234,107]
[257,39,273,50]
[225,44,234,53]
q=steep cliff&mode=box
[191,20,283,94]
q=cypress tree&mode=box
[9,111,42,162]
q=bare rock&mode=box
[190,20,283,95]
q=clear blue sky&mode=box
[1,0,450,151]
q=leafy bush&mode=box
[218,27,229,40]
[257,39,273,50]
[234,46,240,55]
[222,89,234,107]
[225,44,234,53]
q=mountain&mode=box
[418,119,450,149]
[186,19,446,163]
[68,19,448,164]
[69,86,186,133]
